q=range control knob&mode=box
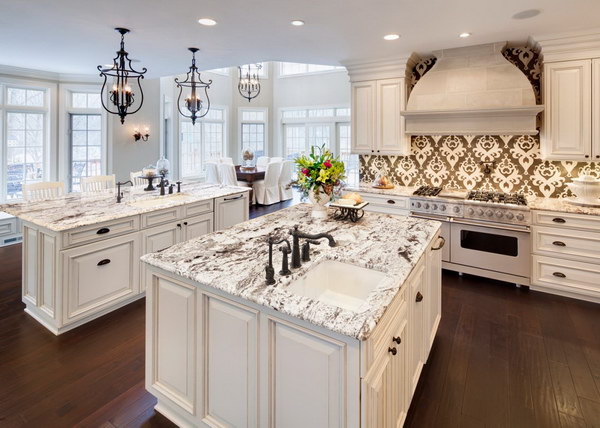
[506,212,514,220]
[440,205,447,211]
[453,206,460,213]
[495,211,504,218]
[486,209,494,217]
[477,209,484,216]
[516,213,525,221]
[424,203,430,209]
[432,204,438,210]
[467,208,475,215]
[416,202,422,208]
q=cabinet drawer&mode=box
[357,192,410,215]
[63,216,139,248]
[63,233,140,323]
[141,207,181,228]
[532,255,600,302]
[532,210,600,232]
[183,199,213,218]
[533,225,600,262]
[0,217,17,237]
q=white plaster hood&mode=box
[402,43,544,135]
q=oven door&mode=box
[410,213,450,262]
[450,219,530,278]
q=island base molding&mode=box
[144,231,442,428]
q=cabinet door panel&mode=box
[377,78,409,155]
[141,222,181,291]
[351,81,376,154]
[426,236,443,354]
[184,213,213,241]
[408,262,425,396]
[214,193,249,231]
[593,59,600,160]
[266,318,345,428]
[543,60,592,160]
[201,294,259,428]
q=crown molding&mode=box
[0,64,98,84]
[531,28,600,62]
[342,54,420,82]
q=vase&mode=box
[308,186,332,219]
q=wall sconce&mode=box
[133,127,150,142]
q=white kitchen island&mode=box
[141,204,443,428]
[1,183,250,335]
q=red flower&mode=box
[302,168,309,176]
[323,160,332,168]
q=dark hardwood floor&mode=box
[1,203,600,426]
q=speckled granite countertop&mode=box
[0,183,250,232]
[142,204,441,340]
[344,183,416,197]
[529,197,600,216]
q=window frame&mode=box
[278,62,346,78]
[238,107,268,158]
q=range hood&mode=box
[402,43,543,135]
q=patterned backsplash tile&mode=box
[359,135,600,198]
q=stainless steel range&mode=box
[409,187,531,286]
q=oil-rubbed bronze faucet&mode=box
[266,236,292,284]
[289,225,336,269]
[116,180,133,203]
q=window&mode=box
[239,62,267,78]
[240,108,267,158]
[179,107,226,179]
[307,124,332,149]
[71,92,101,109]
[338,123,358,186]
[284,125,306,159]
[1,84,49,201]
[279,62,345,77]
[70,114,102,191]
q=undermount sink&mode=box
[127,193,196,208]
[286,260,387,312]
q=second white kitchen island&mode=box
[1,183,250,335]
[141,204,443,428]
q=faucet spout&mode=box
[289,225,336,268]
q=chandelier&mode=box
[97,28,147,124]
[238,63,262,102]
[175,48,212,125]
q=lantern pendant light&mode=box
[97,28,147,124]
[174,48,212,125]
[238,63,262,102]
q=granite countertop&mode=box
[529,197,600,216]
[344,183,416,197]
[141,204,441,340]
[0,183,250,232]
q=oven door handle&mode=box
[451,218,530,233]
[410,213,451,222]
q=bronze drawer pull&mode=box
[224,195,244,201]
[432,236,445,250]
[387,200,396,204]
[552,241,566,247]
[552,218,566,224]
[388,347,397,355]
[392,336,401,344]
[553,272,566,278]
[97,259,111,266]
[96,228,110,234]
[416,291,424,302]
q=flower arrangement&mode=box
[294,145,346,201]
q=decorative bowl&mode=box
[567,175,600,201]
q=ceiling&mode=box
[1,0,599,78]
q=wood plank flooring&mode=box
[1,202,599,426]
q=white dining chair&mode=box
[205,162,221,185]
[130,171,146,187]
[253,162,282,205]
[22,181,65,201]
[269,157,283,164]
[80,175,116,193]
[278,160,295,201]
[220,157,234,165]
[256,156,270,168]
[218,163,240,187]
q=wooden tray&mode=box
[372,184,395,189]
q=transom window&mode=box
[279,63,345,77]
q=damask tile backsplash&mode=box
[359,135,600,198]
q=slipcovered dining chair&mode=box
[278,160,295,201]
[205,162,220,185]
[253,162,282,205]
[129,171,146,187]
[220,157,234,165]
[80,175,116,193]
[22,181,65,201]
[256,156,269,168]
[218,163,240,187]
[269,157,283,164]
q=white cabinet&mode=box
[183,212,213,241]
[351,78,410,156]
[594,59,600,159]
[425,234,443,354]
[407,260,426,395]
[215,192,249,231]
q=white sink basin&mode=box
[128,193,196,208]
[287,260,387,312]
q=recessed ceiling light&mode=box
[198,18,217,26]
[459,32,471,38]
[512,9,541,20]
[383,34,400,41]
[291,20,305,26]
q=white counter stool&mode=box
[278,160,295,201]
[129,171,146,187]
[253,162,282,205]
[22,181,65,201]
[81,175,116,193]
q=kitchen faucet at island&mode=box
[290,225,336,269]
